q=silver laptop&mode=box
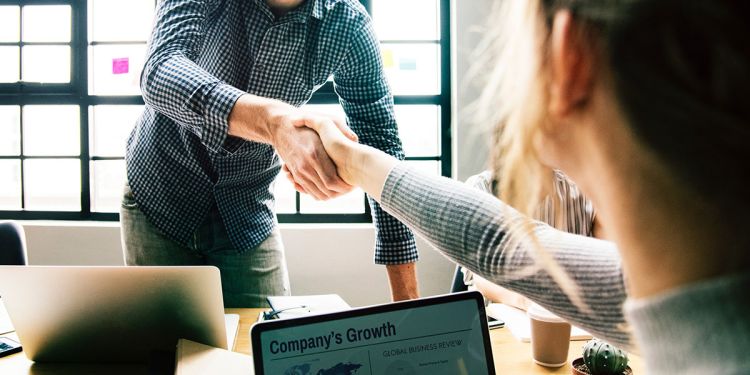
[251,291,496,375]
[0,266,226,363]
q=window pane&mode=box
[22,45,71,83]
[0,160,22,210]
[273,172,297,214]
[0,6,20,42]
[91,105,143,157]
[395,105,439,157]
[23,105,80,156]
[0,46,19,83]
[381,43,439,95]
[91,160,126,212]
[300,189,366,214]
[0,106,21,156]
[24,159,81,211]
[90,0,155,42]
[22,5,71,43]
[89,44,147,95]
[407,160,441,176]
[373,0,439,41]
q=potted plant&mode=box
[572,338,633,375]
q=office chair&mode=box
[0,221,27,265]
[450,264,468,293]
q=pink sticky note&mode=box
[112,58,129,75]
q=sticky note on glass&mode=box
[399,58,417,71]
[382,49,394,69]
[112,58,129,75]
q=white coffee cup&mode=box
[527,303,572,367]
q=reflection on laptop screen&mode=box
[254,293,493,375]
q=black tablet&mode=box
[251,291,495,374]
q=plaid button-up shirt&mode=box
[126,0,418,264]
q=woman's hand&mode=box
[230,94,356,200]
[290,116,361,185]
[293,116,400,202]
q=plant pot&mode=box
[571,358,633,375]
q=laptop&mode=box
[0,266,227,363]
[251,291,496,375]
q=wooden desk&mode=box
[1,308,642,374]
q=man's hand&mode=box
[228,94,356,200]
[293,109,398,201]
[281,111,358,197]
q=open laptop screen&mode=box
[251,291,495,375]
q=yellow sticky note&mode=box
[382,48,394,69]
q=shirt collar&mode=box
[310,0,325,20]
[252,0,325,23]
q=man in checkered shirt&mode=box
[120,0,419,307]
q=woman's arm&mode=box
[301,119,633,348]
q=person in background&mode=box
[294,0,750,373]
[464,170,605,311]
[121,0,420,308]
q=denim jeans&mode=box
[120,184,290,308]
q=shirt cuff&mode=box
[200,83,246,152]
[374,235,418,265]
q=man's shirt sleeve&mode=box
[334,17,418,265]
[140,0,246,152]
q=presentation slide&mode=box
[259,299,490,375]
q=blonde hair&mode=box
[466,0,583,310]
[472,0,553,217]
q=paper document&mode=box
[225,314,240,350]
[175,339,253,375]
[0,299,14,335]
[487,303,592,342]
[266,294,350,320]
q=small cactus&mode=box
[582,338,629,375]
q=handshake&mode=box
[228,94,365,200]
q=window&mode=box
[0,0,451,222]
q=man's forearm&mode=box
[386,262,419,301]
[227,94,278,144]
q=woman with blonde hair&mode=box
[290,0,750,373]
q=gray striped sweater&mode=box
[381,163,750,374]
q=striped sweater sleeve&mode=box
[380,163,633,349]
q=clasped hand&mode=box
[227,94,360,201]
[277,112,359,200]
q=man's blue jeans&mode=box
[119,184,290,308]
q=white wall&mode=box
[453,0,494,181]
[20,222,455,307]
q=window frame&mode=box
[0,0,452,223]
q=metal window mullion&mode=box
[11,41,70,46]
[87,96,144,105]
[14,0,24,209]
[404,156,441,161]
[19,104,25,209]
[89,40,148,46]
[90,156,125,161]
[0,155,83,159]
[17,1,23,89]
[379,40,440,44]
[439,0,452,178]
[73,0,91,217]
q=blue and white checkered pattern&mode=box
[126,0,418,264]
